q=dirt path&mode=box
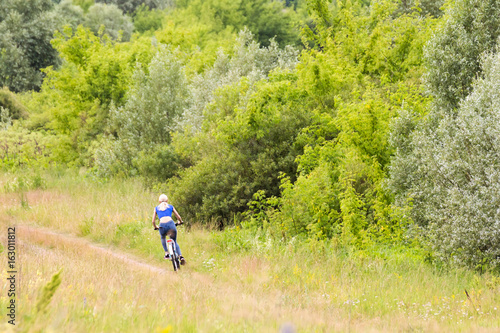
[17,224,169,275]
[13,224,343,332]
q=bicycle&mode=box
[155,221,184,271]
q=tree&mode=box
[94,47,188,177]
[253,0,434,242]
[395,0,445,17]
[55,0,85,29]
[425,0,500,111]
[84,3,134,41]
[391,51,500,270]
[0,0,59,92]
[389,0,500,270]
[95,0,172,14]
[133,4,164,33]
[0,87,27,120]
[169,71,311,226]
[182,29,298,131]
[173,0,300,47]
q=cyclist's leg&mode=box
[158,225,168,252]
[165,223,182,256]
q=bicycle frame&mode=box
[166,238,180,271]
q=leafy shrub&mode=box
[169,70,311,227]
[134,144,183,185]
[0,128,76,169]
[0,87,27,120]
[390,51,500,271]
[212,226,252,253]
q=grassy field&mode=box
[0,170,499,332]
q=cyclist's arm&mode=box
[173,207,183,224]
[152,209,158,229]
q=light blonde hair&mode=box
[158,194,169,211]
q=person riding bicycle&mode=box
[152,194,185,264]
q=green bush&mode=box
[168,70,311,227]
[95,0,168,14]
[0,87,27,120]
[133,4,164,33]
[212,226,252,253]
[0,128,76,169]
[134,144,182,185]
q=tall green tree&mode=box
[389,0,500,270]
[84,3,134,41]
[425,0,500,111]
[96,0,172,13]
[94,47,188,177]
[251,0,435,243]
[0,0,59,92]
[23,25,154,163]
[173,0,300,47]
[55,0,85,29]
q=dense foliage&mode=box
[173,0,301,47]
[2,0,500,272]
[0,0,60,92]
[389,0,500,270]
[96,0,172,13]
[84,3,134,41]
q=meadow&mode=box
[0,170,499,332]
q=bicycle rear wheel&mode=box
[171,256,178,271]
[168,242,178,271]
[173,255,180,271]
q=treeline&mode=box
[2,0,500,272]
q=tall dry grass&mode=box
[0,170,499,332]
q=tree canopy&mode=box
[2,0,500,271]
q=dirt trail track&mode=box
[6,224,463,332]
[17,225,168,275]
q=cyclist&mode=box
[152,194,186,265]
